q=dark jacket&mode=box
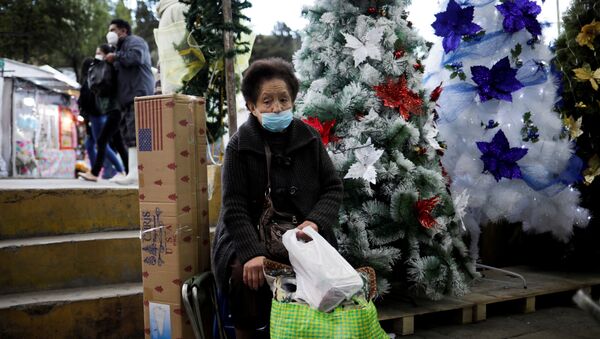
[212,115,343,292]
[95,95,120,116]
[114,34,154,107]
[77,79,101,118]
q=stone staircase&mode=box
[0,180,143,338]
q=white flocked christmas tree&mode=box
[423,0,590,260]
[294,0,477,299]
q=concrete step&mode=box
[0,180,139,239]
[0,230,141,295]
[0,283,143,339]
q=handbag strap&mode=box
[264,142,272,195]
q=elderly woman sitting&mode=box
[212,58,343,338]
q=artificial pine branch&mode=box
[182,0,252,142]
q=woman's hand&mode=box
[243,256,266,290]
[296,221,318,241]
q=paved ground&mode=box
[405,306,600,339]
[0,178,137,189]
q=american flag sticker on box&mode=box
[137,100,163,152]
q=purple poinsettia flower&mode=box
[431,0,482,53]
[476,129,528,181]
[496,0,542,37]
[471,57,524,102]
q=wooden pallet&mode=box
[377,266,600,336]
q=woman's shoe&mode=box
[78,171,98,182]
[108,172,127,183]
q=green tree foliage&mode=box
[134,0,159,64]
[114,0,133,24]
[555,0,600,166]
[0,0,112,80]
[184,0,252,142]
[294,0,477,298]
[249,22,301,63]
[547,0,600,270]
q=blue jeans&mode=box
[84,124,96,166]
[85,121,118,178]
[90,114,125,176]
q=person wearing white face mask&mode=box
[104,19,154,185]
[106,31,119,46]
[212,58,343,338]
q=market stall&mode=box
[0,58,80,178]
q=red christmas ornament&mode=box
[367,6,377,15]
[413,63,422,71]
[430,82,443,102]
[415,196,441,229]
[302,117,338,145]
[394,49,405,59]
[374,77,423,120]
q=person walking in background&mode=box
[105,18,154,185]
[78,58,101,172]
[78,57,121,179]
[78,44,127,182]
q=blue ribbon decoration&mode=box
[442,30,511,66]
[455,0,496,7]
[436,82,478,123]
[521,153,584,194]
[516,59,550,87]
[434,57,552,124]
[441,21,552,66]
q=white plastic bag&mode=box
[282,227,363,312]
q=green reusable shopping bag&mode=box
[270,297,388,339]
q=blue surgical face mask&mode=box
[260,109,293,132]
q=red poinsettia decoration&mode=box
[374,77,423,120]
[415,195,440,229]
[430,82,443,102]
[302,117,338,145]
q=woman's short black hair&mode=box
[110,18,132,35]
[241,58,299,105]
[80,57,94,81]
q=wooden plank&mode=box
[377,295,473,320]
[392,316,414,336]
[508,266,600,286]
[376,267,600,336]
[463,266,595,307]
[523,296,536,313]
[460,306,473,324]
[474,303,486,322]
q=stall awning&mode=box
[1,58,80,94]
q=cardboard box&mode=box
[207,164,222,227]
[135,94,211,339]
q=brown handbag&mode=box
[258,143,298,263]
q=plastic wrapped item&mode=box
[282,227,363,312]
[154,20,205,94]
